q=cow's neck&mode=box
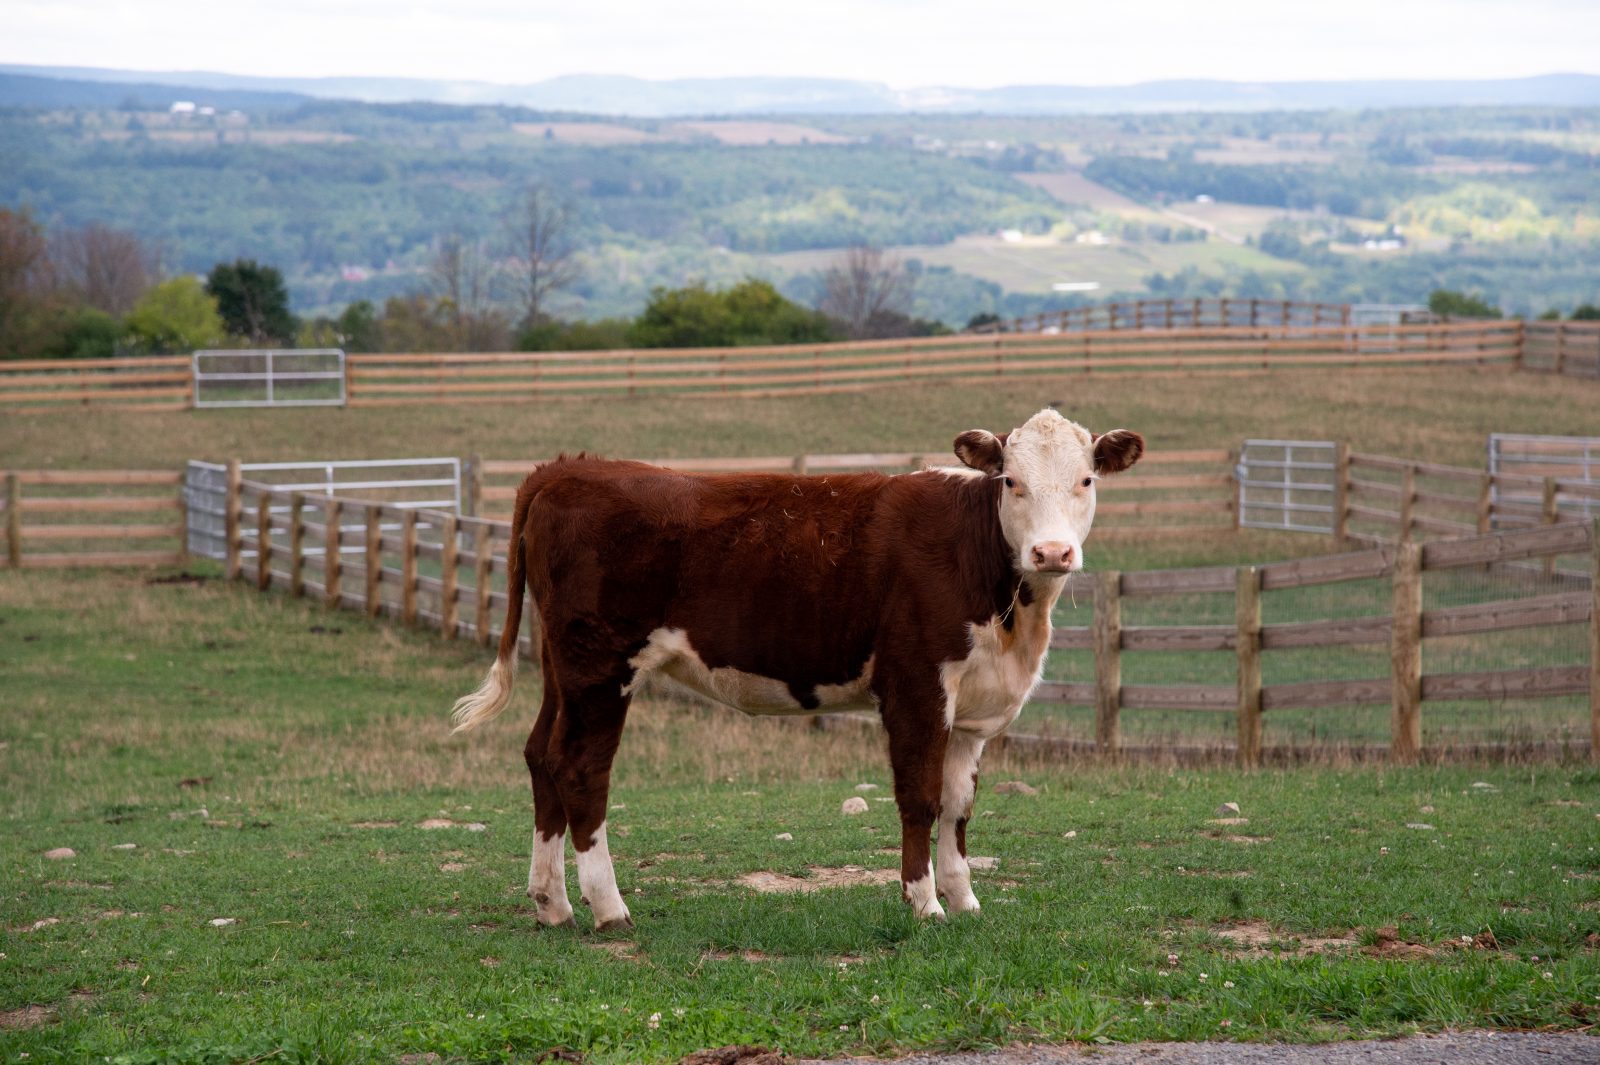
[948,472,1051,631]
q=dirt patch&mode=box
[682,1047,787,1065]
[0,1004,53,1030]
[736,866,898,894]
[1178,868,1253,879]
[439,862,467,873]
[1550,800,1584,807]
[145,572,211,586]
[1207,817,1249,826]
[701,949,775,963]
[1363,926,1436,959]
[1211,919,1358,956]
[1204,831,1272,844]
[587,940,641,961]
[352,820,399,829]
[417,818,486,831]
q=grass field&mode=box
[3,568,1598,1061]
[5,366,1596,474]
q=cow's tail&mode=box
[449,476,536,735]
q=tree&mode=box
[429,234,508,351]
[206,258,295,344]
[818,245,914,339]
[125,276,226,353]
[505,184,581,331]
[53,222,157,318]
[628,279,835,349]
[335,300,381,352]
[1427,288,1501,319]
[0,208,57,357]
[1571,304,1600,321]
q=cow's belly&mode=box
[623,627,877,716]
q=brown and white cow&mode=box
[450,409,1142,928]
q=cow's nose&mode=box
[1031,542,1075,572]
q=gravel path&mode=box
[804,1032,1597,1065]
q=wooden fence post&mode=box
[473,524,492,646]
[1094,571,1122,754]
[324,498,342,609]
[1542,477,1559,579]
[1513,318,1526,371]
[1398,466,1416,543]
[289,493,305,597]
[365,504,382,618]
[1476,472,1493,535]
[463,455,481,517]
[1235,566,1263,768]
[224,459,242,580]
[1332,443,1350,548]
[401,510,418,626]
[255,492,272,591]
[1590,518,1598,763]
[1390,541,1423,763]
[792,455,808,475]
[440,513,459,639]
[5,471,19,570]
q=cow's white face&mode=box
[955,409,1143,577]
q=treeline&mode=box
[1084,155,1436,218]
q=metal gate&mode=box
[192,349,346,408]
[1488,433,1600,523]
[185,457,461,561]
[1236,439,1339,533]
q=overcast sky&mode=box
[6,0,1598,88]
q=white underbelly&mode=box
[624,627,877,716]
[944,605,1054,739]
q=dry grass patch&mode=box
[586,940,643,961]
[700,949,776,963]
[1210,919,1359,956]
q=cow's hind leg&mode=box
[524,681,575,928]
[937,729,985,916]
[548,678,633,931]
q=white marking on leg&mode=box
[903,858,944,920]
[575,820,632,929]
[527,827,574,926]
[938,730,985,916]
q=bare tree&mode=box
[818,245,914,339]
[53,222,158,317]
[429,232,508,351]
[0,208,56,356]
[504,184,580,330]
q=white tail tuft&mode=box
[450,655,516,734]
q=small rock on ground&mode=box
[840,797,869,815]
[968,856,999,870]
[44,847,76,860]
[992,781,1038,795]
[854,783,879,792]
[111,843,137,851]
[1406,822,1436,830]
[1215,802,1241,817]
[209,917,236,927]
[773,832,794,841]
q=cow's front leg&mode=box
[881,671,952,920]
[937,729,985,915]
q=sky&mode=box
[6,0,1599,88]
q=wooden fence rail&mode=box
[0,469,186,569]
[1520,319,1600,380]
[0,317,1549,410]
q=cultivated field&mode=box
[3,568,1598,1061]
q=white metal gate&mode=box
[1236,439,1339,533]
[185,457,461,561]
[1488,433,1600,523]
[192,349,346,408]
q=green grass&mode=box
[3,568,1599,1062]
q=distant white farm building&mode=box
[170,101,197,115]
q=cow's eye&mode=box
[1082,477,1094,488]
[1003,477,1015,489]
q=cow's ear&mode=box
[954,429,1005,475]
[1093,429,1144,475]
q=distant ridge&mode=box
[3,63,1598,115]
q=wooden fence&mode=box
[217,468,1599,764]
[0,469,186,569]
[0,318,1546,409]
[1033,519,1598,764]
[472,448,1238,537]
[1520,319,1600,379]
[971,298,1353,335]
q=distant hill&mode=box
[0,70,309,112]
[4,63,1598,115]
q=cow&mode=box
[449,408,1143,928]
